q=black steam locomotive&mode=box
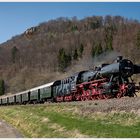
[0,56,140,105]
[54,56,140,102]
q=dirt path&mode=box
[0,120,23,138]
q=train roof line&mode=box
[0,82,54,98]
[30,82,54,91]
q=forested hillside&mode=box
[0,15,140,93]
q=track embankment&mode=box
[59,96,140,113]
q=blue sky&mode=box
[0,2,140,44]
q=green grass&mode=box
[0,104,140,138]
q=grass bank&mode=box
[0,103,140,138]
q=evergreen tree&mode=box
[90,21,100,30]
[96,42,103,55]
[104,26,113,51]
[11,46,18,63]
[91,46,95,57]
[58,48,66,71]
[73,48,78,60]
[0,79,5,95]
[92,42,103,57]
[71,25,78,32]
[58,48,71,71]
[136,30,140,48]
[78,43,84,58]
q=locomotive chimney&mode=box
[117,56,123,62]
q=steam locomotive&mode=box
[0,56,140,105]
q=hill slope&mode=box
[0,15,140,93]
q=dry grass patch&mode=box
[0,104,140,138]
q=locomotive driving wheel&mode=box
[81,95,88,101]
[90,95,96,100]
[103,93,112,99]
[116,84,126,98]
[81,96,85,101]
[97,94,104,99]
[116,92,123,98]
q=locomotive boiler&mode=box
[99,56,134,78]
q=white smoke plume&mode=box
[66,50,121,75]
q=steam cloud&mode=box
[66,50,121,75]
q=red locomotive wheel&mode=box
[88,95,92,100]
[92,95,98,100]
[81,96,86,101]
[116,92,123,98]
[90,96,93,100]
[81,96,84,101]
[95,95,99,100]
[77,95,80,100]
[96,94,103,99]
[103,94,111,99]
